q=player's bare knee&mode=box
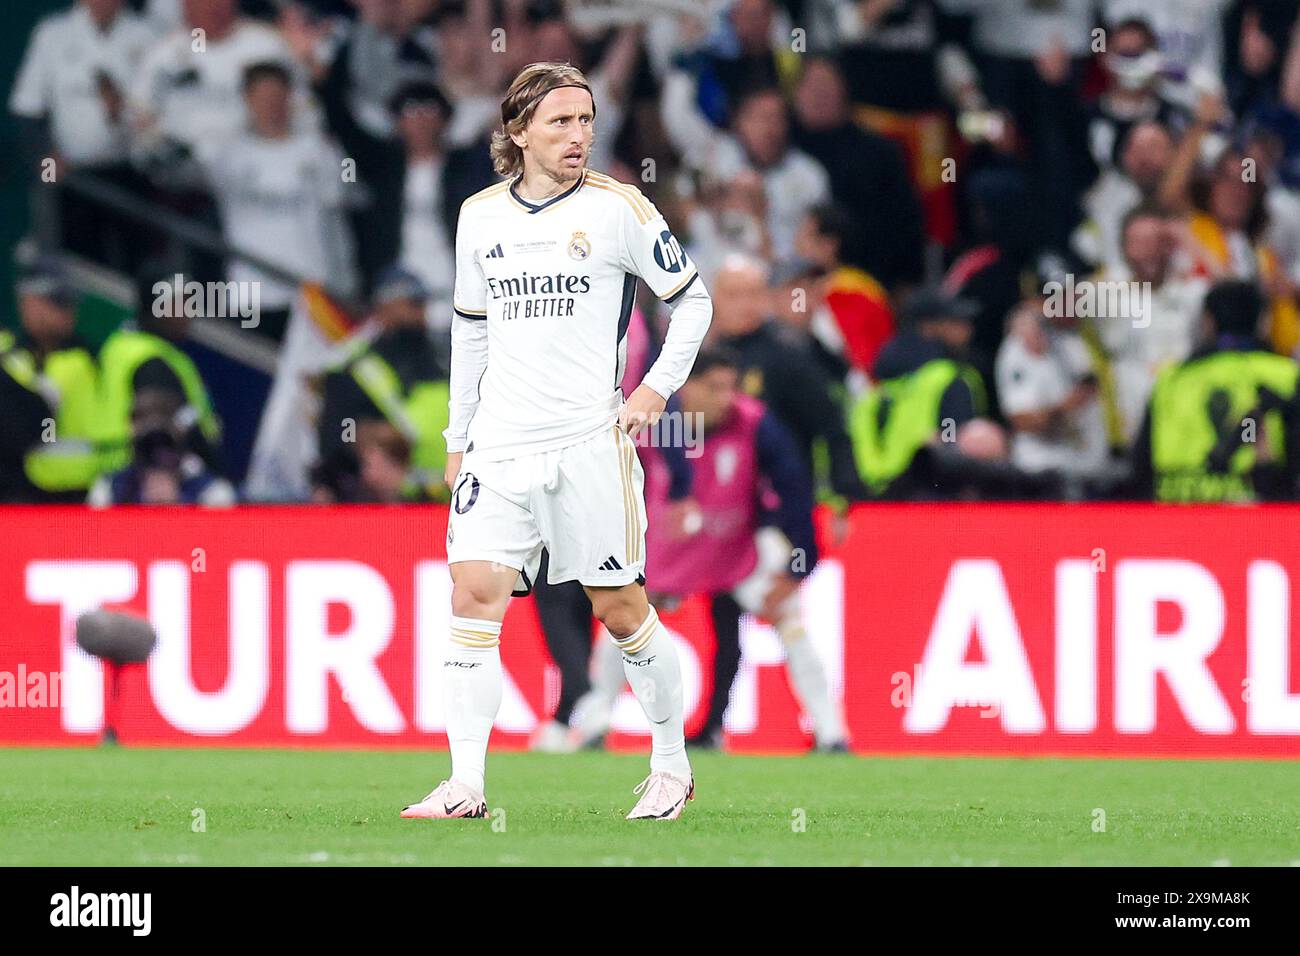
[590,590,650,639]
[600,607,644,639]
[450,564,511,620]
[451,587,500,620]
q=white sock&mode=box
[445,616,503,795]
[779,617,847,746]
[612,607,691,780]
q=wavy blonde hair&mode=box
[490,62,595,179]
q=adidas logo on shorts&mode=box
[598,556,623,572]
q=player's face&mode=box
[519,87,594,182]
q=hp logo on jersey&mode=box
[652,229,688,273]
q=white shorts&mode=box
[446,425,647,594]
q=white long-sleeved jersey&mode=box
[444,168,712,461]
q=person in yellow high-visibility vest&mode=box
[1132,280,1300,502]
[0,324,53,501]
[96,272,223,475]
[0,260,101,500]
[847,289,1015,499]
[316,266,450,501]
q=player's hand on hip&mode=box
[619,383,667,439]
[445,451,463,489]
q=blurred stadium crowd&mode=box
[5,0,1300,506]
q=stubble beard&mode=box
[526,142,589,185]
[551,154,586,183]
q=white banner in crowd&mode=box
[565,0,701,29]
[244,292,339,502]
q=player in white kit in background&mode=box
[401,62,713,821]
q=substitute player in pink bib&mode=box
[573,347,848,751]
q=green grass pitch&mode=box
[2,748,1298,866]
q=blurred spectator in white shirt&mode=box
[195,61,357,342]
[281,0,440,140]
[1085,17,1188,173]
[666,82,830,265]
[10,0,157,270]
[680,169,772,288]
[1074,119,1175,270]
[142,0,185,36]
[1104,0,1230,100]
[432,0,509,149]
[129,0,315,158]
[1252,126,1300,292]
[997,298,1110,477]
[11,0,154,169]
[963,0,1098,60]
[1094,205,1208,442]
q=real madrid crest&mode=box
[568,230,592,261]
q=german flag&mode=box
[300,282,360,343]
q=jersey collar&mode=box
[508,169,587,214]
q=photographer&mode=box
[87,387,236,507]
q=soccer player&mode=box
[401,62,713,821]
